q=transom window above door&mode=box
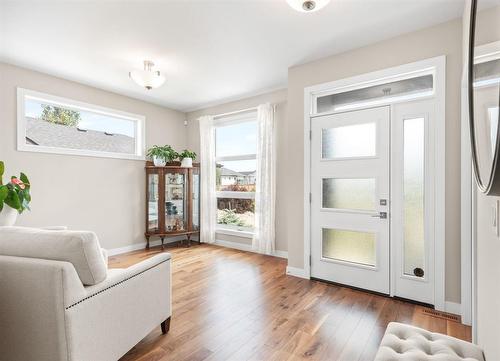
[312,71,435,114]
[214,113,257,235]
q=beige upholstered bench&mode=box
[375,322,485,361]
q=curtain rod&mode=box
[213,104,277,119]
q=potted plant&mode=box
[147,145,178,166]
[179,149,197,168]
[164,146,180,164]
[0,161,31,226]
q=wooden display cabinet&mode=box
[145,162,200,249]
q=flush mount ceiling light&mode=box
[129,60,166,90]
[287,0,330,12]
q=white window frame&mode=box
[214,111,257,237]
[17,88,146,160]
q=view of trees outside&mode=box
[41,104,81,126]
[25,98,135,136]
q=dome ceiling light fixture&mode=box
[287,0,330,12]
[129,60,166,90]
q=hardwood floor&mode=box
[112,243,471,361]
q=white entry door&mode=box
[310,106,390,294]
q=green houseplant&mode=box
[0,161,31,226]
[147,145,178,166]
[179,149,197,168]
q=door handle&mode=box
[371,212,387,219]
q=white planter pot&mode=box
[153,156,166,167]
[0,206,18,226]
[180,157,193,168]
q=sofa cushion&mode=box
[0,226,107,285]
[375,322,485,361]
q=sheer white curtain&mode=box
[199,115,216,244]
[252,103,276,255]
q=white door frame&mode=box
[303,56,446,311]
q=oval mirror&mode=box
[468,0,500,195]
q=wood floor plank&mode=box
[114,243,471,361]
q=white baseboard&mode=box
[286,266,310,279]
[107,235,186,256]
[214,239,288,259]
[445,301,462,316]
[274,249,288,259]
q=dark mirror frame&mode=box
[468,0,500,195]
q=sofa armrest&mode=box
[64,253,172,361]
[69,252,171,306]
[40,226,68,230]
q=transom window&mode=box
[215,113,257,235]
[17,88,145,160]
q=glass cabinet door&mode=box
[164,170,188,232]
[191,168,200,231]
[147,171,160,233]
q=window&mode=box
[17,88,145,160]
[315,72,435,113]
[215,113,257,235]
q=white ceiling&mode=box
[0,0,465,112]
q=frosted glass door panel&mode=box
[403,118,425,276]
[322,228,376,267]
[322,178,376,211]
[322,122,376,159]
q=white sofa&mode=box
[0,226,172,361]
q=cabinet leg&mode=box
[160,237,165,250]
[146,236,150,250]
[186,234,191,247]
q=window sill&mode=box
[216,228,254,239]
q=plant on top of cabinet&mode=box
[147,145,178,166]
[179,149,197,168]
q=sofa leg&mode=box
[161,317,171,334]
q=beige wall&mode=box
[186,89,288,253]
[1,17,467,304]
[469,4,500,359]
[0,62,187,250]
[286,19,463,302]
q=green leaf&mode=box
[20,172,29,186]
[5,190,21,211]
[24,189,31,202]
[0,161,3,185]
[0,186,7,201]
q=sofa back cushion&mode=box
[0,226,107,285]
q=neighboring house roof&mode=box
[239,171,256,176]
[25,117,135,154]
[220,167,243,177]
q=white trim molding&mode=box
[214,239,288,259]
[107,236,185,256]
[286,266,310,279]
[445,301,462,317]
[303,56,447,310]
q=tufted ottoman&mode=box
[375,322,485,361]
